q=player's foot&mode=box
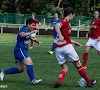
[31,79,42,85]
[30,46,33,49]
[0,70,4,81]
[83,66,87,69]
[39,42,41,47]
[87,80,97,87]
[48,51,53,55]
[54,81,61,88]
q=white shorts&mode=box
[31,32,36,37]
[56,44,79,65]
[86,38,100,51]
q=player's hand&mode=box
[75,43,82,48]
[97,36,100,41]
[45,28,48,31]
[59,35,64,40]
[90,25,96,29]
[68,30,71,34]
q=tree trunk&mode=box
[57,0,62,8]
[15,0,20,13]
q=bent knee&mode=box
[18,68,24,73]
[98,51,100,55]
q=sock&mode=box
[83,53,88,67]
[51,43,56,51]
[27,65,35,82]
[77,66,91,84]
[57,70,67,84]
[31,40,33,47]
[4,67,20,74]
[34,40,39,44]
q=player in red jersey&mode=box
[54,8,96,88]
[30,12,41,49]
[83,10,100,69]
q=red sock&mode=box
[31,40,33,47]
[34,40,39,44]
[83,53,88,67]
[57,70,67,84]
[78,66,91,84]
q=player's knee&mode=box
[84,49,89,53]
[98,51,100,55]
[18,68,24,73]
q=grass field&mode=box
[0,34,100,90]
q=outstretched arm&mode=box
[19,30,38,37]
[71,40,82,48]
[45,23,52,31]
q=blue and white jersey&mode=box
[14,26,31,52]
[51,18,61,35]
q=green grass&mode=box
[0,34,100,90]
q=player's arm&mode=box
[55,24,64,40]
[86,28,91,39]
[45,23,52,31]
[19,30,38,37]
[36,22,41,28]
[71,40,82,48]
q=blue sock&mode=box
[51,43,56,51]
[4,67,20,74]
[27,65,35,82]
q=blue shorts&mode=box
[14,48,29,63]
[54,34,58,40]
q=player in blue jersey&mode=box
[45,13,61,55]
[0,18,42,85]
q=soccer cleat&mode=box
[54,81,61,88]
[83,66,87,69]
[39,42,41,47]
[87,80,97,87]
[48,51,53,55]
[31,79,42,85]
[30,47,33,49]
[0,70,4,81]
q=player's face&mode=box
[31,14,35,19]
[54,14,58,19]
[94,11,99,19]
[28,23,35,31]
[69,13,75,22]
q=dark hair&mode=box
[26,18,35,26]
[64,8,75,17]
[94,10,99,13]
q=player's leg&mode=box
[83,46,92,69]
[30,33,36,48]
[0,61,24,81]
[73,61,96,87]
[48,34,57,55]
[55,63,68,88]
[3,61,24,74]
[48,40,57,55]
[23,57,42,84]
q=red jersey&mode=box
[33,19,39,31]
[56,18,72,47]
[90,19,100,39]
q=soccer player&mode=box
[0,19,42,85]
[30,12,41,49]
[54,8,96,88]
[83,10,100,69]
[45,13,61,55]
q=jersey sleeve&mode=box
[57,20,67,28]
[35,19,39,24]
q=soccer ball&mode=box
[78,78,87,87]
